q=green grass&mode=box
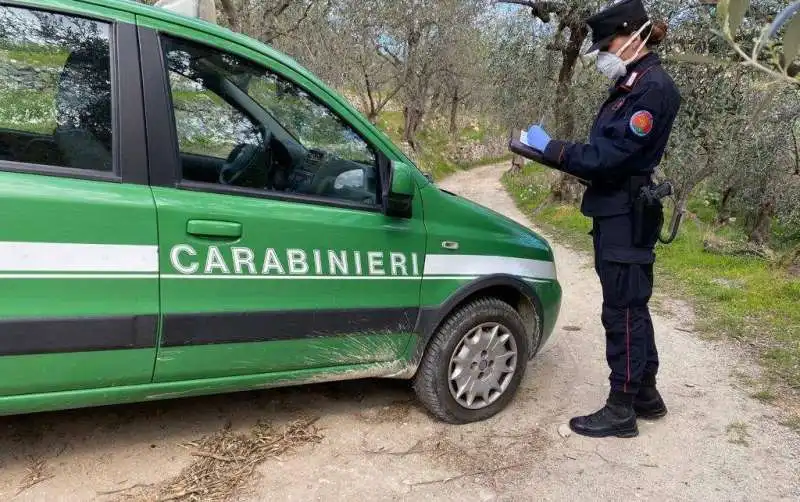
[0,47,65,134]
[686,192,720,225]
[374,110,508,180]
[0,89,57,134]
[0,46,68,68]
[751,389,777,403]
[503,163,800,394]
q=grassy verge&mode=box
[376,110,509,180]
[503,163,800,408]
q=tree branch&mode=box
[364,72,376,115]
[496,1,567,23]
[496,0,563,12]
[792,117,800,176]
[264,0,320,43]
[377,43,403,68]
[272,0,293,18]
[218,0,239,32]
[379,81,405,108]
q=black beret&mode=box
[585,0,650,54]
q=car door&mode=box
[136,26,426,382]
[0,3,158,398]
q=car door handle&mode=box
[187,220,242,239]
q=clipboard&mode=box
[508,129,558,169]
[507,130,591,187]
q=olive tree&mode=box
[667,0,800,244]
[374,0,489,149]
[495,0,607,201]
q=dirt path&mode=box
[1,162,798,501]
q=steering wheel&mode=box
[219,143,261,185]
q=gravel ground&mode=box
[0,162,797,501]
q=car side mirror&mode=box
[382,160,414,218]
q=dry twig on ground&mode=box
[16,457,54,495]
[158,417,322,502]
[108,417,323,502]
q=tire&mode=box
[412,297,529,424]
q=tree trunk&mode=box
[366,110,380,125]
[403,105,424,150]
[749,198,775,245]
[363,72,378,123]
[509,154,525,174]
[554,25,585,140]
[550,175,584,203]
[218,0,240,32]
[716,186,735,225]
[549,23,587,204]
[449,89,460,138]
[430,86,443,115]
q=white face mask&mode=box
[596,20,653,80]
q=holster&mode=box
[630,176,664,248]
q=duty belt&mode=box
[589,174,653,195]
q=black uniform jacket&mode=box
[542,53,682,218]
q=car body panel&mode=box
[150,185,427,381]
[0,173,159,396]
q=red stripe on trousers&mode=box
[625,308,631,393]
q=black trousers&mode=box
[591,214,659,395]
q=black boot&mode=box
[634,385,668,419]
[569,391,638,438]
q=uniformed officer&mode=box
[523,0,681,438]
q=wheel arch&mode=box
[409,274,545,375]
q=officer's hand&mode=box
[525,124,551,152]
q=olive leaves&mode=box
[780,4,800,66]
[716,0,800,85]
[716,0,750,39]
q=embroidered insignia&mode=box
[630,110,654,137]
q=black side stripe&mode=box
[0,315,158,356]
[0,309,417,355]
[161,307,419,347]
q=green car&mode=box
[0,0,561,423]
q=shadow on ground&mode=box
[0,378,415,472]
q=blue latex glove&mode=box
[525,124,551,152]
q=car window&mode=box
[242,74,376,165]
[161,36,379,206]
[165,56,262,161]
[0,6,113,172]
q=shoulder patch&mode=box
[629,110,654,137]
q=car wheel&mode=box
[412,297,529,424]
